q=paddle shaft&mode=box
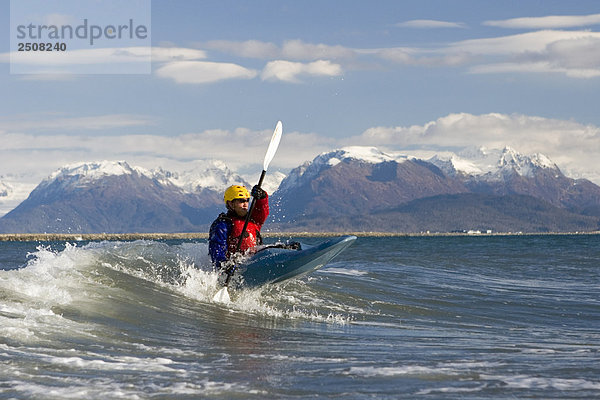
[223,170,266,286]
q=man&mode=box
[209,184,269,270]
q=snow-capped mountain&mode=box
[0,161,220,233]
[272,146,467,223]
[427,146,600,212]
[269,145,600,232]
[1,147,599,234]
[161,160,285,195]
[38,161,155,190]
[428,146,560,181]
[35,159,273,195]
[0,159,287,233]
[167,160,249,193]
[496,147,558,178]
[277,146,409,194]
[258,171,287,195]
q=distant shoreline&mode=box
[0,231,599,242]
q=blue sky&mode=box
[1,0,600,206]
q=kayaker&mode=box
[208,184,269,270]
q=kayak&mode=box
[221,235,357,289]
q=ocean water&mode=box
[0,235,599,399]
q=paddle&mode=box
[213,120,283,303]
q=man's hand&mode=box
[251,185,267,199]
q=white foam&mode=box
[41,353,177,372]
[1,239,356,347]
[9,377,255,399]
[320,267,368,277]
[481,374,600,390]
[416,385,487,395]
[345,365,444,377]
[0,243,100,306]
[345,360,505,378]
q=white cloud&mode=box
[12,47,148,64]
[454,30,600,77]
[8,29,598,81]
[2,46,206,79]
[155,60,258,84]
[204,40,279,59]
[0,121,335,186]
[396,19,466,29]
[350,113,600,183]
[450,30,600,55]
[484,13,600,29]
[370,30,600,73]
[470,62,600,79]
[7,47,153,75]
[261,60,342,83]
[280,40,356,61]
[151,47,207,62]
[2,47,204,66]
[544,36,600,68]
[2,113,600,209]
[5,41,349,84]
[202,39,356,61]
[0,113,156,132]
[0,124,335,214]
[376,47,472,67]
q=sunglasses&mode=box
[234,198,250,203]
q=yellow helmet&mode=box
[224,185,250,203]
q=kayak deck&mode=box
[224,235,357,289]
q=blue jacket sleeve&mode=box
[209,218,229,269]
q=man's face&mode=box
[228,198,249,217]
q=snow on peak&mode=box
[429,146,559,180]
[498,146,524,167]
[38,159,279,195]
[49,160,141,179]
[315,146,407,168]
[278,146,408,193]
[322,146,408,166]
[429,154,483,176]
[497,146,559,178]
[336,146,404,163]
[529,152,557,170]
[170,160,249,192]
[259,171,287,194]
[42,161,152,189]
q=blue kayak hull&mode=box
[226,235,357,289]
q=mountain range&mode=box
[0,146,599,234]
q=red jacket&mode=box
[226,194,269,256]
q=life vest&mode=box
[226,214,263,256]
[219,194,269,257]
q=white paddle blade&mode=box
[263,120,282,171]
[213,287,231,304]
